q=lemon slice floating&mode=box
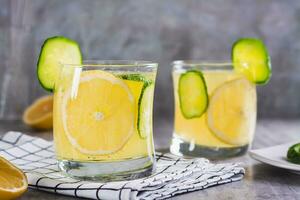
[62,70,135,155]
[207,78,256,145]
[0,156,28,199]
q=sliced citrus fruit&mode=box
[207,78,256,145]
[22,95,53,130]
[232,38,271,84]
[178,70,208,119]
[0,156,28,199]
[61,70,135,155]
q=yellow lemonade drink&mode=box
[53,61,157,180]
[170,61,256,158]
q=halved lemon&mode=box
[62,70,135,155]
[207,78,256,145]
[0,156,28,199]
[22,95,53,130]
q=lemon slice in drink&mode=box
[207,78,256,145]
[62,70,135,155]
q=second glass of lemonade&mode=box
[170,61,256,158]
[53,60,157,180]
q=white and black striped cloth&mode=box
[0,132,245,200]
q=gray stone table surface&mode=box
[0,119,299,200]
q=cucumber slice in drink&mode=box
[119,74,154,138]
[37,36,82,91]
[178,70,208,119]
[119,74,152,86]
[138,83,155,138]
[232,38,271,84]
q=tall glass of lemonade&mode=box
[170,61,257,158]
[53,60,157,180]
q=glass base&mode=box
[170,135,249,159]
[58,156,155,181]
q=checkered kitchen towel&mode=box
[0,132,245,200]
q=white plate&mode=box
[249,142,300,174]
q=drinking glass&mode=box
[53,60,157,180]
[170,61,256,158]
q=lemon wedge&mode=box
[23,95,53,130]
[0,156,28,199]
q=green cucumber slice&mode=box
[178,70,208,119]
[232,38,271,84]
[119,74,152,86]
[119,74,154,138]
[138,83,155,138]
[37,36,82,91]
[287,143,300,164]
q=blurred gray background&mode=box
[0,0,299,128]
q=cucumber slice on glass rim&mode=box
[37,36,82,91]
[232,38,271,84]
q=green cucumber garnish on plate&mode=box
[232,38,271,84]
[287,143,300,164]
[178,70,208,119]
[37,36,82,91]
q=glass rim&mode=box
[172,60,235,71]
[62,60,158,68]
[173,60,233,66]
